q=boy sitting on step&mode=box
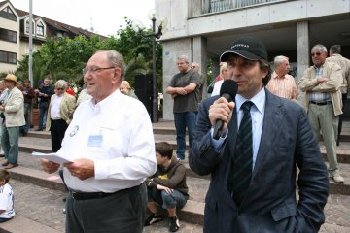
[0,169,15,222]
[144,142,189,232]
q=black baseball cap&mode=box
[220,36,268,62]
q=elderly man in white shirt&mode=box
[41,50,157,233]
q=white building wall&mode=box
[0,12,19,73]
[159,0,350,41]
[157,0,350,120]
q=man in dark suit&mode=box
[190,36,329,233]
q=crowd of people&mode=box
[0,36,349,232]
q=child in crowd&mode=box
[0,169,15,222]
[144,142,189,232]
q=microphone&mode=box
[213,80,238,140]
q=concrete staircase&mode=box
[2,119,350,231]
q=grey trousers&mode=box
[308,103,339,171]
[65,183,147,233]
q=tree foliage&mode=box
[16,17,163,91]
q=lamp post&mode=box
[29,0,33,85]
[148,10,166,123]
[151,15,158,123]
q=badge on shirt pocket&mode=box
[87,134,103,147]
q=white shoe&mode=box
[330,170,344,183]
[332,175,344,183]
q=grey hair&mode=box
[54,80,67,89]
[273,55,289,67]
[330,45,341,54]
[312,44,328,53]
[94,50,126,79]
[177,55,190,64]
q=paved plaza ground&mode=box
[0,119,350,232]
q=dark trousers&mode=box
[337,93,347,145]
[38,101,49,129]
[51,119,68,152]
[65,183,147,233]
[174,112,197,160]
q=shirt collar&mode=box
[235,88,265,114]
[88,89,122,113]
[272,71,285,79]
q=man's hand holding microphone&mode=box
[211,80,238,140]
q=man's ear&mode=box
[112,67,122,83]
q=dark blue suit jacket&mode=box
[190,89,329,233]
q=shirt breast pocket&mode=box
[99,127,125,157]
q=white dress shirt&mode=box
[50,95,63,119]
[59,90,157,192]
[0,183,15,219]
[211,80,224,96]
[212,88,265,169]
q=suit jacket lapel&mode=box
[252,91,284,180]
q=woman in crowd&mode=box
[120,81,138,99]
[46,80,76,152]
[211,62,229,96]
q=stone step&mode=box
[0,215,61,233]
[15,134,350,196]
[28,126,178,138]
[19,134,350,165]
[3,150,350,228]
[4,153,207,225]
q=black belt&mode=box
[310,101,331,106]
[69,184,141,200]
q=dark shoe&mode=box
[169,216,180,232]
[2,161,9,166]
[144,213,163,226]
[4,163,18,169]
[36,128,43,131]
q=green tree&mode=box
[16,17,163,91]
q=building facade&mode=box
[156,0,350,119]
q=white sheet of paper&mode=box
[32,151,72,164]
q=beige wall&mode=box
[18,41,41,61]
[0,3,19,73]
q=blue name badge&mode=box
[87,135,103,147]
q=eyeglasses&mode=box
[82,66,116,75]
[56,88,64,91]
[311,52,322,57]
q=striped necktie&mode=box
[231,101,254,206]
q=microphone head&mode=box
[220,80,238,101]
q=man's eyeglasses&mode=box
[311,52,322,57]
[56,88,64,91]
[83,66,116,75]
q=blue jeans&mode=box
[147,186,187,210]
[174,112,197,160]
[38,101,49,129]
[20,103,32,134]
[1,126,19,164]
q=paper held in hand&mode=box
[32,151,72,164]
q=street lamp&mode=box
[148,10,167,123]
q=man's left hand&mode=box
[64,158,94,181]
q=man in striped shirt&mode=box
[266,55,298,100]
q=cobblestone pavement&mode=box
[7,178,350,233]
[2,121,350,232]
[10,179,203,233]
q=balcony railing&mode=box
[206,0,284,13]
